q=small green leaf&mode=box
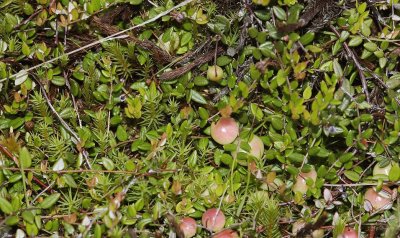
[306,45,322,53]
[216,56,232,66]
[238,81,249,98]
[180,32,192,46]
[22,211,35,224]
[102,157,115,170]
[357,2,367,13]
[116,125,128,141]
[379,58,387,68]
[39,193,60,209]
[253,0,270,6]
[19,147,32,168]
[248,27,258,38]
[0,197,13,214]
[22,42,31,56]
[62,174,78,188]
[339,153,353,163]
[5,216,19,226]
[389,163,400,182]
[250,103,264,121]
[387,75,400,89]
[198,107,209,120]
[250,64,261,80]
[129,0,142,5]
[339,31,350,42]
[303,85,312,100]
[374,50,384,58]
[332,41,342,56]
[94,224,102,238]
[256,32,267,44]
[194,76,209,86]
[135,198,145,211]
[344,170,360,182]
[72,71,84,81]
[276,69,287,86]
[333,58,343,78]
[287,153,305,163]
[190,90,207,104]
[348,36,363,47]
[51,76,66,86]
[299,32,315,45]
[363,42,378,52]
[273,6,286,20]
[70,79,80,96]
[271,117,284,130]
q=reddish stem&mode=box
[0,144,54,193]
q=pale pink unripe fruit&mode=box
[202,208,226,232]
[248,135,264,159]
[207,65,224,82]
[232,135,264,160]
[211,117,239,145]
[212,229,239,238]
[339,227,358,238]
[179,217,197,238]
[373,161,397,177]
[292,219,324,238]
[312,229,324,238]
[292,168,317,194]
[364,186,392,211]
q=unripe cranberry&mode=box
[373,161,398,177]
[339,227,357,238]
[211,117,239,145]
[202,208,225,232]
[207,65,224,82]
[212,229,239,238]
[292,168,317,194]
[179,217,197,238]
[232,135,264,160]
[364,186,393,211]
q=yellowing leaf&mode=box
[253,0,270,6]
[195,9,208,24]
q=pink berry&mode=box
[211,117,239,145]
[340,227,358,238]
[364,186,392,211]
[248,135,264,159]
[292,168,317,194]
[202,208,226,232]
[212,229,239,238]
[179,217,197,238]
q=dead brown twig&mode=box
[330,25,371,103]
[159,47,224,81]
[278,0,335,33]
[13,8,44,30]
[90,16,173,64]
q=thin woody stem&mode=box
[330,25,371,103]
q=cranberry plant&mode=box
[0,0,400,237]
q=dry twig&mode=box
[278,0,335,33]
[330,25,371,103]
[90,16,173,64]
[0,0,195,83]
[159,47,224,81]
